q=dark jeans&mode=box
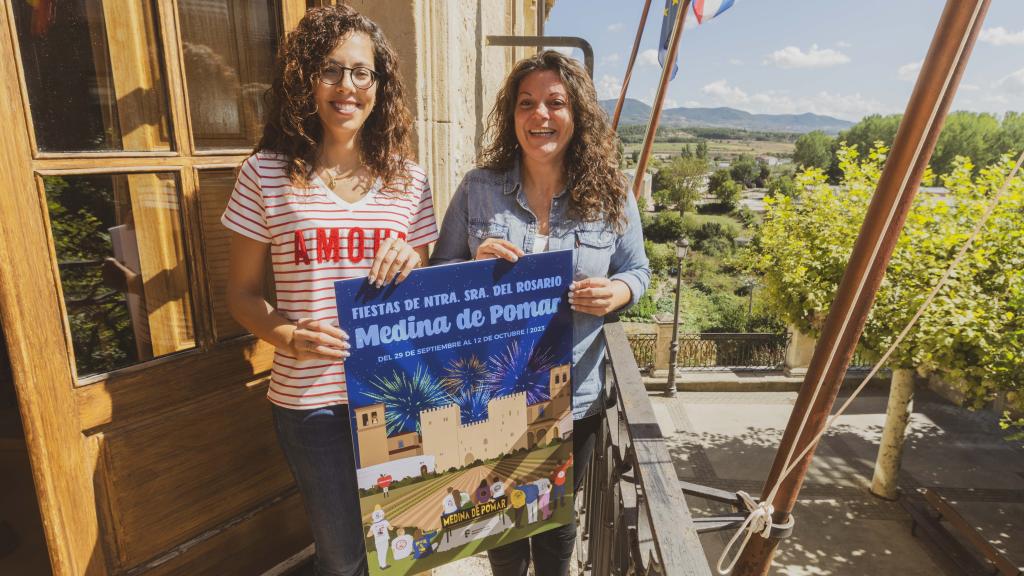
[273,404,368,576]
[487,411,604,576]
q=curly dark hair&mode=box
[257,5,412,189]
[478,50,627,229]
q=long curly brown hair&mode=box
[257,5,412,189]
[478,50,626,229]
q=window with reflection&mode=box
[45,173,194,377]
[13,1,172,152]
[178,0,281,150]
[197,169,275,340]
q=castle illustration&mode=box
[355,364,571,472]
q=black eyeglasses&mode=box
[318,63,379,90]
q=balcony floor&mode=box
[652,388,1024,575]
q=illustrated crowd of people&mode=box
[221,3,650,575]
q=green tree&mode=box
[652,156,708,212]
[767,174,797,197]
[695,140,709,160]
[643,210,687,243]
[753,144,1024,433]
[793,130,834,170]
[708,174,740,210]
[729,154,758,187]
[931,111,1001,175]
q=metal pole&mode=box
[536,0,545,36]
[733,2,989,574]
[666,239,689,397]
[632,0,691,199]
[611,0,654,130]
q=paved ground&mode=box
[293,387,1023,575]
[655,388,1024,576]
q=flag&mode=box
[657,0,683,80]
[693,0,735,24]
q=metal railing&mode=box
[578,322,711,575]
[626,333,657,372]
[677,332,791,370]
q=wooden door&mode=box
[0,2,317,574]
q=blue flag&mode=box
[658,0,682,80]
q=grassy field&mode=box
[624,138,794,159]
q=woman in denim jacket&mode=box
[431,50,650,576]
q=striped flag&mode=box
[693,0,735,24]
[657,0,683,80]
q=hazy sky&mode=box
[545,0,1024,121]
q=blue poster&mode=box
[335,251,575,575]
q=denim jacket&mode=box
[431,161,651,419]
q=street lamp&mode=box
[666,238,690,398]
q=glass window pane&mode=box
[178,1,281,150]
[197,169,275,340]
[45,173,194,378]
[13,1,172,152]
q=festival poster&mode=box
[334,251,575,575]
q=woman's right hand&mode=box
[475,238,525,262]
[287,318,350,361]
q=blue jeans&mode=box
[273,404,367,576]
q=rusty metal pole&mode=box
[631,0,690,199]
[732,1,989,574]
[611,0,653,130]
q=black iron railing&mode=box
[626,332,657,372]
[578,322,711,575]
[677,332,791,370]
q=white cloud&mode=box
[994,68,1024,96]
[728,58,743,66]
[703,79,749,101]
[596,74,623,100]
[836,41,853,48]
[600,52,621,66]
[638,49,659,66]
[980,27,1024,46]
[764,44,850,69]
[548,46,576,58]
[897,61,922,81]
[607,22,624,32]
[698,79,888,121]
[959,83,981,92]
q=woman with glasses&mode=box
[221,6,437,575]
[431,50,649,576]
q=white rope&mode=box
[713,2,1000,572]
[716,491,795,574]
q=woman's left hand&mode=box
[568,277,632,317]
[369,237,420,287]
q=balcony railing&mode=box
[677,332,791,371]
[626,332,657,372]
[578,321,711,575]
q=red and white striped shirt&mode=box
[221,152,438,409]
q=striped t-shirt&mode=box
[221,152,439,409]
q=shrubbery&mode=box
[643,210,686,243]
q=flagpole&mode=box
[731,1,990,574]
[611,0,654,130]
[632,0,690,199]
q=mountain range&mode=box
[602,98,854,134]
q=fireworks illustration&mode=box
[441,355,494,424]
[485,339,557,405]
[364,364,448,435]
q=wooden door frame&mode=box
[0,2,311,574]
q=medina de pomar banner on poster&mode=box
[334,251,575,575]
